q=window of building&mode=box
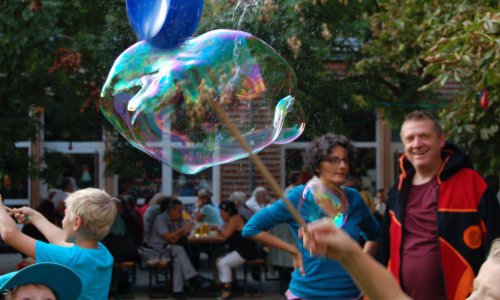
[42,152,99,190]
[0,145,29,206]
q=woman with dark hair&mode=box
[216,201,260,299]
[242,133,380,300]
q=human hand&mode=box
[292,248,305,276]
[12,207,37,224]
[183,223,195,234]
[300,218,358,262]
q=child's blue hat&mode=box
[0,262,82,300]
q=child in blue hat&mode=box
[0,262,82,300]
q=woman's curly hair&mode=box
[305,133,357,176]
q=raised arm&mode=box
[242,192,304,275]
[0,195,37,258]
[13,206,68,246]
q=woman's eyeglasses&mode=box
[324,156,349,166]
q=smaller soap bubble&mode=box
[299,180,348,228]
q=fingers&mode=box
[298,257,305,276]
[292,252,305,276]
[12,208,31,223]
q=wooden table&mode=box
[188,234,226,284]
[188,235,225,244]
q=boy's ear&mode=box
[73,216,82,231]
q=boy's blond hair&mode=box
[65,188,117,240]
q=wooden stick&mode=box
[4,206,14,213]
[209,100,308,231]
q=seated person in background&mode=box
[148,198,211,300]
[0,262,83,300]
[48,189,69,226]
[123,194,144,243]
[116,196,142,247]
[143,193,171,243]
[245,186,269,213]
[104,198,140,253]
[216,201,261,300]
[0,188,117,300]
[302,218,500,300]
[102,198,140,294]
[194,190,222,226]
[227,191,253,221]
[139,191,155,219]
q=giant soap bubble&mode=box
[101,29,305,174]
[299,180,348,228]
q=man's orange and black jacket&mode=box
[380,143,500,300]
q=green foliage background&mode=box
[0,0,498,185]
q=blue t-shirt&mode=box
[200,204,222,226]
[36,241,113,300]
[242,185,381,300]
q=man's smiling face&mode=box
[400,118,445,174]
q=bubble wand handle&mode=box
[209,100,308,232]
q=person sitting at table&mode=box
[143,193,171,243]
[245,186,270,213]
[194,190,222,226]
[148,198,211,300]
[227,191,254,221]
[215,201,261,300]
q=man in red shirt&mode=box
[380,111,500,299]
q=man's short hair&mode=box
[166,198,183,212]
[402,110,443,136]
[228,191,246,205]
[65,188,117,240]
[252,186,267,198]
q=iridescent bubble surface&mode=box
[299,181,348,228]
[101,29,305,174]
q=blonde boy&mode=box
[0,188,116,300]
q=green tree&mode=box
[352,0,499,175]
[0,0,134,181]
[197,0,378,141]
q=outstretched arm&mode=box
[0,195,37,258]
[13,206,68,246]
[252,231,304,275]
[242,193,305,275]
[303,218,410,300]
